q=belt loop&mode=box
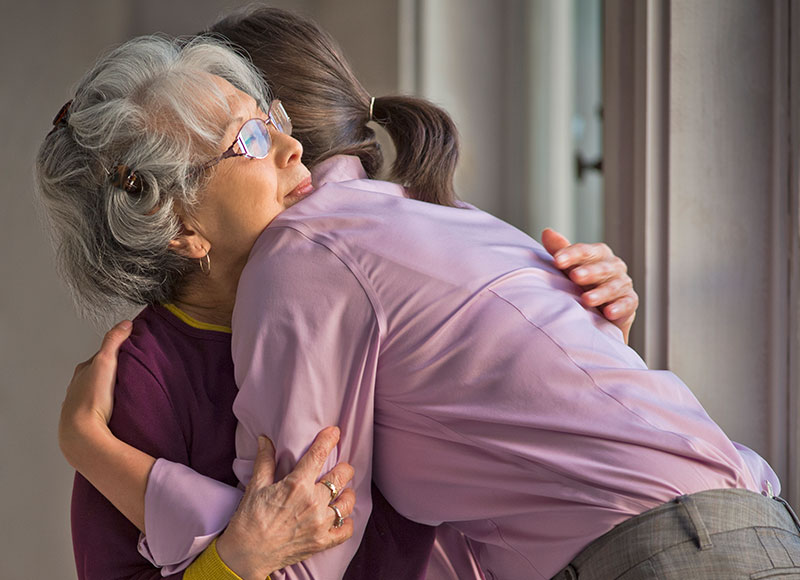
[773,496,800,532]
[677,494,714,550]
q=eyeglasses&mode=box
[204,99,292,169]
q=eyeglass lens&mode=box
[270,101,292,135]
[238,119,271,159]
[236,101,292,160]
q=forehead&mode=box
[209,75,259,125]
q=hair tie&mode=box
[110,165,144,195]
[47,99,73,136]
[369,96,375,122]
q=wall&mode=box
[604,0,799,503]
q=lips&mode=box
[286,175,314,200]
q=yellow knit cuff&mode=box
[183,538,243,580]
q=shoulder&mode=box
[112,305,204,427]
[110,307,195,459]
[234,224,383,341]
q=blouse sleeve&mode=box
[70,351,189,580]
[138,459,243,574]
[231,225,381,579]
[731,441,781,496]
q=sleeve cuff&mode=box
[137,458,243,573]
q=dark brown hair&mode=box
[207,5,459,206]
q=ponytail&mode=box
[371,95,460,207]
[209,6,460,207]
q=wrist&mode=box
[58,412,113,468]
[216,527,275,580]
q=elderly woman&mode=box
[39,35,366,580]
[43,24,643,580]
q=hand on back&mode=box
[542,228,639,344]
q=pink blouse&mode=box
[141,156,779,580]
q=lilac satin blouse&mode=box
[142,156,779,580]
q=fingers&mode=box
[580,271,634,308]
[94,320,133,365]
[326,516,355,547]
[328,487,355,530]
[326,488,356,545]
[600,293,639,322]
[541,228,571,258]
[317,461,354,501]
[249,435,277,488]
[568,256,626,288]
[104,319,133,346]
[293,426,341,481]
[554,242,615,272]
[330,487,355,520]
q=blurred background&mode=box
[1,0,797,577]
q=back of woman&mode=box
[233,156,762,579]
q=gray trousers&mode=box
[550,489,800,579]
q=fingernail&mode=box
[119,320,132,330]
[585,291,598,302]
[554,254,568,266]
[574,268,588,279]
[608,305,620,316]
[258,435,267,450]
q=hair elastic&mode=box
[47,100,73,136]
[110,165,144,195]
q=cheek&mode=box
[200,165,284,250]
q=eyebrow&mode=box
[229,104,263,131]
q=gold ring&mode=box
[321,480,338,502]
[329,504,344,528]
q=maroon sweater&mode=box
[70,304,435,579]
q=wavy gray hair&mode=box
[35,35,269,323]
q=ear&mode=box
[168,219,210,259]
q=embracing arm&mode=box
[60,321,153,532]
[60,322,355,580]
[230,227,380,579]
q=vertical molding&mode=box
[501,0,532,231]
[788,0,800,507]
[638,0,670,370]
[770,0,791,503]
[527,0,576,239]
[603,0,636,276]
[398,0,419,94]
[603,0,670,367]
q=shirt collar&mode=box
[311,155,368,188]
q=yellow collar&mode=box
[162,303,232,334]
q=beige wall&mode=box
[604,0,799,503]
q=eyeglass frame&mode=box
[203,99,292,170]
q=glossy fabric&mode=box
[143,156,779,580]
[228,156,776,579]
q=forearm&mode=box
[61,418,154,532]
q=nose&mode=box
[270,129,303,169]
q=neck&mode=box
[172,258,244,327]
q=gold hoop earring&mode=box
[199,249,211,276]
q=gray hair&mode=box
[34,34,269,323]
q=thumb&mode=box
[541,228,571,258]
[98,320,133,359]
[251,435,277,487]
